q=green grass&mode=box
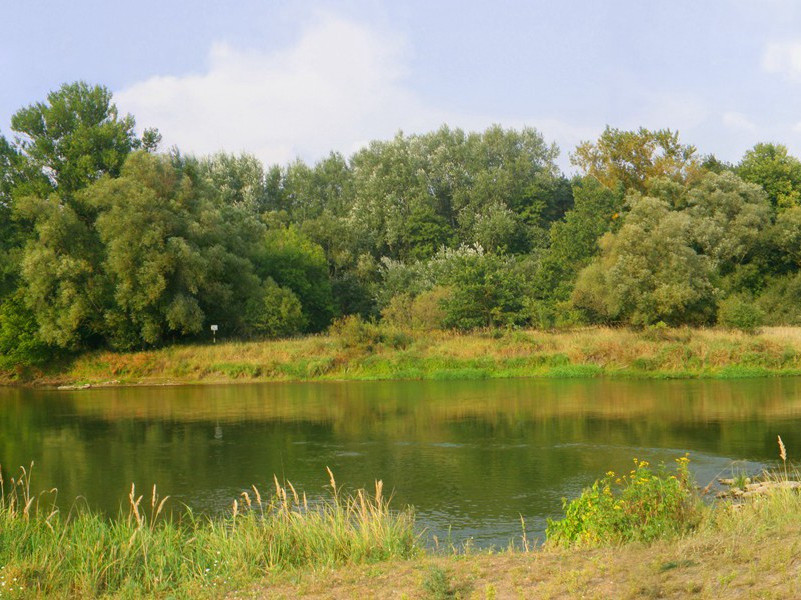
[8,326,801,387]
[0,467,419,599]
[4,446,801,598]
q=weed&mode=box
[422,566,457,599]
[546,456,701,546]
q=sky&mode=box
[2,0,801,172]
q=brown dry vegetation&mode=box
[5,326,801,387]
[242,513,801,599]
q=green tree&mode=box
[532,177,624,305]
[736,143,801,211]
[442,253,531,329]
[197,152,267,214]
[244,278,306,337]
[89,152,265,348]
[684,171,771,268]
[258,226,335,332]
[16,192,106,348]
[572,196,716,326]
[10,82,152,198]
[0,291,54,368]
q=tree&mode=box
[258,226,334,332]
[16,192,106,348]
[532,177,624,304]
[10,82,152,198]
[0,291,54,368]
[736,143,801,211]
[684,171,771,268]
[572,196,716,326]
[197,152,268,214]
[244,278,306,337]
[89,152,265,348]
[441,253,531,329]
[571,127,700,193]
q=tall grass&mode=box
[8,325,801,386]
[0,465,418,599]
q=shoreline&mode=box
[6,326,801,389]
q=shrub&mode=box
[329,315,384,351]
[381,287,450,331]
[717,296,764,334]
[245,278,306,338]
[546,456,700,546]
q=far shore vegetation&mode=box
[1,441,799,598]
[3,83,801,378]
[6,325,801,387]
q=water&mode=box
[1,377,800,547]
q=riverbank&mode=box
[6,326,801,387]
[253,516,801,599]
[3,463,800,599]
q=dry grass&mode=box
[245,469,801,600]
[0,466,418,598]
[246,529,801,599]
[6,326,801,387]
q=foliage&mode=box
[717,296,764,334]
[572,196,716,326]
[532,176,624,307]
[197,151,268,213]
[259,225,334,332]
[6,83,801,368]
[571,126,700,193]
[9,81,148,197]
[737,143,801,211]
[245,278,306,338]
[546,456,700,546]
[684,171,771,268]
[0,292,54,368]
[381,287,451,331]
[441,253,531,329]
[756,274,801,325]
[329,315,386,352]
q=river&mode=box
[1,377,798,547]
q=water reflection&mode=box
[1,378,800,546]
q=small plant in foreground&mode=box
[546,456,701,546]
[422,566,459,599]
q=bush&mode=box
[756,274,801,325]
[329,315,384,351]
[245,278,307,338]
[546,456,700,546]
[381,287,450,331]
[717,296,764,334]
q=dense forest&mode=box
[2,82,801,368]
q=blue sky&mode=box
[2,0,800,171]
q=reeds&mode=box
[0,465,418,598]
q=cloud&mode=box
[116,14,445,165]
[722,111,757,132]
[761,40,801,79]
[115,13,588,169]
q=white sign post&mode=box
[210,324,218,344]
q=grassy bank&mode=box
[0,468,418,599]
[6,326,801,387]
[3,457,801,599]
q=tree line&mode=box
[2,82,800,367]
